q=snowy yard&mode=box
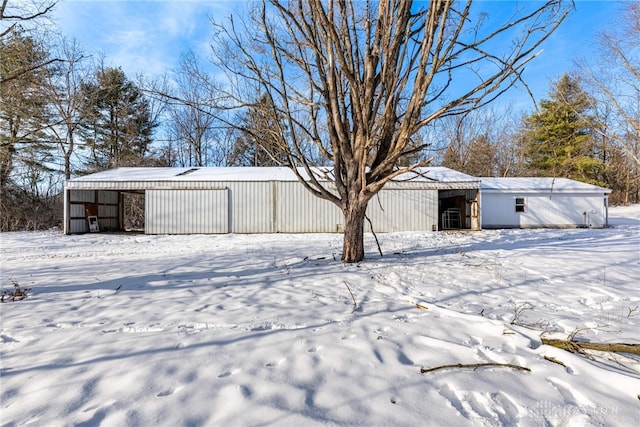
[1,205,639,426]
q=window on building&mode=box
[515,197,526,212]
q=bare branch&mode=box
[0,0,56,21]
[420,363,531,374]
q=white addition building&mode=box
[63,167,481,235]
[480,177,611,229]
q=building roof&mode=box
[398,167,480,183]
[69,167,302,182]
[480,177,611,194]
[66,166,479,188]
[68,166,479,183]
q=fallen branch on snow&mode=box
[343,281,358,313]
[541,338,640,355]
[543,355,566,367]
[420,363,531,374]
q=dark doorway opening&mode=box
[438,189,480,230]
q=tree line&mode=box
[1,1,638,244]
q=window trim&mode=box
[515,197,526,213]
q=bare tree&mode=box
[229,94,290,166]
[494,113,531,178]
[577,2,639,203]
[579,3,640,166]
[0,0,56,35]
[214,0,571,262]
[434,107,507,176]
[43,37,90,180]
[165,51,221,167]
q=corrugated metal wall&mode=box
[367,188,438,232]
[97,190,120,230]
[68,202,89,234]
[143,182,438,234]
[67,179,462,234]
[276,182,342,232]
[71,190,96,203]
[228,182,274,233]
[146,189,229,234]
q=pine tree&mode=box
[80,67,155,170]
[0,32,51,190]
[0,31,60,231]
[523,74,604,184]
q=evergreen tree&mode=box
[523,74,604,184]
[0,31,51,190]
[80,67,155,170]
[0,31,61,231]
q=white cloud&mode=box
[52,0,234,78]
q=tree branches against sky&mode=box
[51,0,621,111]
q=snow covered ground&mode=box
[1,205,639,426]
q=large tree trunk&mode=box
[342,203,367,263]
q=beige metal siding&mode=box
[68,190,94,233]
[228,182,274,233]
[98,190,119,203]
[275,182,342,232]
[69,219,88,234]
[367,189,438,232]
[70,190,95,203]
[146,189,229,234]
[65,172,475,234]
[98,205,118,217]
[66,180,230,191]
[70,204,85,217]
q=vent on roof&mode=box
[176,168,199,176]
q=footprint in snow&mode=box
[265,358,286,367]
[466,335,483,346]
[1,333,19,343]
[439,383,470,418]
[440,384,523,424]
[546,377,594,407]
[239,384,252,398]
[475,346,508,364]
[156,386,181,397]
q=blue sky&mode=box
[51,0,623,112]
